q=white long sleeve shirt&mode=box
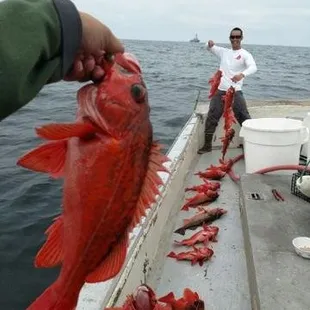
[207,44,257,91]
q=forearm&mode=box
[242,61,257,77]
[206,44,223,58]
[0,0,82,121]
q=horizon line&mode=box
[120,38,310,48]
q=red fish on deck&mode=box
[184,180,220,193]
[195,167,226,181]
[17,53,169,310]
[167,246,214,266]
[158,288,205,310]
[104,284,159,310]
[174,207,227,235]
[105,285,205,310]
[181,190,219,211]
[195,154,243,182]
[174,224,219,246]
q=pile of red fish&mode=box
[167,175,226,266]
[17,53,174,310]
[105,284,205,310]
[205,70,243,180]
[208,70,237,161]
[195,154,244,183]
[167,70,245,267]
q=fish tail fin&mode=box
[27,281,74,310]
[167,251,177,258]
[174,227,186,235]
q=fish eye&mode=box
[131,84,145,104]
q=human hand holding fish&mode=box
[64,11,124,82]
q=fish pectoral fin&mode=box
[129,142,170,231]
[36,122,96,140]
[35,215,63,268]
[183,288,199,302]
[86,233,129,283]
[183,219,190,225]
[17,140,67,178]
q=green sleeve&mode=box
[0,0,82,121]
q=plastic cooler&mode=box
[239,118,309,175]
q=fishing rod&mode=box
[188,83,209,90]
[193,89,200,109]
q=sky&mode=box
[73,0,310,47]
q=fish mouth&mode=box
[115,52,142,75]
[78,84,113,136]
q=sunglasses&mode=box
[230,35,242,39]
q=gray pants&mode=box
[204,90,251,134]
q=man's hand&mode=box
[207,40,214,48]
[231,73,245,83]
[64,12,124,82]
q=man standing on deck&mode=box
[198,27,257,154]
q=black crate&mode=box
[291,170,310,203]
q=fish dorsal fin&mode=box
[36,122,96,140]
[35,215,63,268]
[158,292,176,304]
[17,140,67,178]
[85,232,128,283]
[129,142,170,231]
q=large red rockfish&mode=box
[18,52,169,309]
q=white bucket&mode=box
[239,118,309,175]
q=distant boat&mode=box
[190,34,200,43]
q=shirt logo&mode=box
[236,55,241,60]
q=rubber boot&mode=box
[198,133,213,154]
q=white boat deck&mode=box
[150,148,310,310]
[240,173,310,310]
[150,148,250,310]
[77,101,310,310]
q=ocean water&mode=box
[0,40,309,309]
